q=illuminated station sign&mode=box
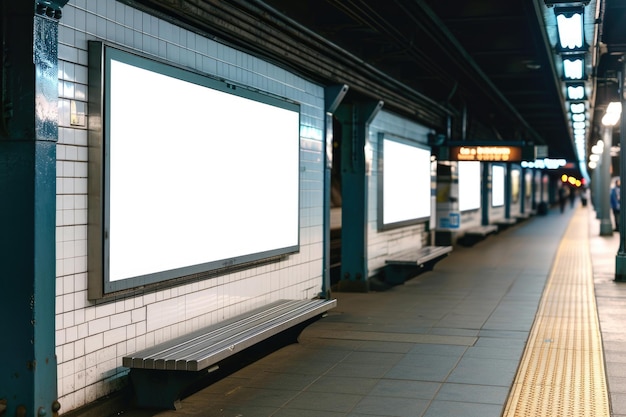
[435,143,538,162]
[449,145,522,162]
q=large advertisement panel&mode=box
[88,42,301,297]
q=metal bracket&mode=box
[325,84,349,114]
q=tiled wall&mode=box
[366,111,432,275]
[55,0,325,412]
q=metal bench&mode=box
[493,218,517,228]
[459,224,499,246]
[466,224,499,236]
[382,245,453,285]
[124,298,336,409]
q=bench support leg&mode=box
[130,369,203,410]
[382,264,422,285]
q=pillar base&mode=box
[616,252,626,281]
[600,219,614,236]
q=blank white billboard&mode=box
[89,43,301,295]
[458,161,481,211]
[492,164,505,207]
[379,135,431,229]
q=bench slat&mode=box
[123,298,336,372]
[385,246,452,266]
[172,300,327,371]
[465,224,498,237]
[126,300,295,368]
[141,301,300,368]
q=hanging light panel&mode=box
[563,56,584,79]
[555,7,584,50]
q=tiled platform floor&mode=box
[113,202,626,417]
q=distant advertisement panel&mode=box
[492,164,505,207]
[458,161,481,211]
[378,133,431,230]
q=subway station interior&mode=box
[2,0,626,416]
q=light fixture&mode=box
[566,83,586,100]
[602,101,622,126]
[554,7,585,51]
[573,121,586,130]
[572,113,585,122]
[563,56,584,79]
[570,102,585,113]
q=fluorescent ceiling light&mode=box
[563,57,584,79]
[572,113,585,122]
[567,85,585,100]
[573,121,586,130]
[570,103,585,113]
[556,10,584,50]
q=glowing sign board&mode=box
[449,145,522,162]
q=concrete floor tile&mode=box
[351,395,430,417]
[436,382,510,405]
[423,400,503,417]
[369,379,440,399]
[284,391,362,413]
[446,357,517,386]
[307,376,379,395]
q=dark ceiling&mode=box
[258,0,623,167]
[130,0,626,175]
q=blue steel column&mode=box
[321,85,348,297]
[615,60,626,281]
[335,101,383,292]
[0,2,66,416]
[481,162,490,225]
[530,168,537,210]
[504,164,511,219]
[600,125,614,236]
[520,167,526,214]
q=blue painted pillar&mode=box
[481,162,490,225]
[335,101,382,292]
[0,2,66,416]
[321,85,348,298]
[529,169,536,210]
[504,164,511,219]
[520,168,526,214]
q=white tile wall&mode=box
[56,0,325,412]
[367,111,432,275]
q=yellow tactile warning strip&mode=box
[502,209,610,417]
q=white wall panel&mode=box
[56,0,325,412]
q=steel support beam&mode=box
[0,2,63,415]
[321,85,349,297]
[335,100,383,292]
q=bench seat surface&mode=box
[385,245,452,266]
[494,218,517,225]
[123,298,336,372]
[465,224,498,236]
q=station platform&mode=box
[116,203,626,417]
